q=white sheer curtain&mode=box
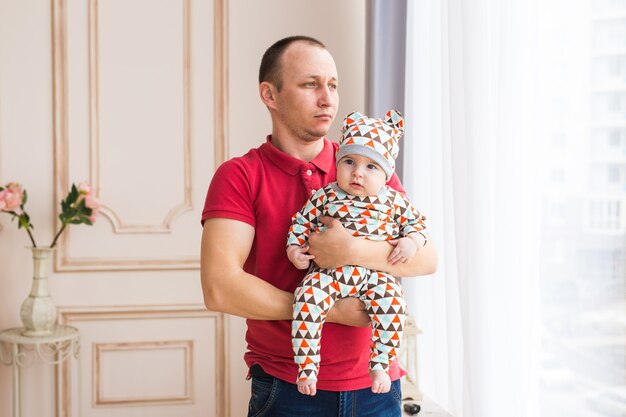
[402,0,571,416]
[403,0,626,416]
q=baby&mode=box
[287,110,428,396]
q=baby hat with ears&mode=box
[336,110,404,179]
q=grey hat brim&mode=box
[336,144,394,179]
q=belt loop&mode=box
[337,390,344,417]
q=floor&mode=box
[402,397,454,417]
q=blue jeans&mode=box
[247,375,402,417]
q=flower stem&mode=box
[50,222,67,248]
[5,210,37,247]
[26,228,37,248]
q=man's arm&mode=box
[201,217,371,325]
[307,216,438,277]
[201,218,293,319]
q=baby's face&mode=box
[336,154,387,197]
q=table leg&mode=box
[11,344,20,417]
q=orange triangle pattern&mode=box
[287,184,427,249]
[292,263,409,382]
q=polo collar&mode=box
[260,136,335,175]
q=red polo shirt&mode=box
[201,136,405,391]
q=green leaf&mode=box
[60,212,71,223]
[22,189,28,205]
[18,215,29,230]
[68,184,79,203]
[60,184,80,217]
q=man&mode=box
[201,36,437,417]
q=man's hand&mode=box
[307,216,354,269]
[327,297,371,327]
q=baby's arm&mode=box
[287,245,315,270]
[387,233,426,265]
[388,190,428,265]
[286,189,330,270]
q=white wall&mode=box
[0,1,367,416]
[228,0,366,157]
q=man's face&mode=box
[272,42,339,142]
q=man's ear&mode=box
[259,81,277,108]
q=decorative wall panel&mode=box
[58,305,227,417]
[94,340,194,406]
[52,0,225,271]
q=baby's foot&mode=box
[297,379,317,396]
[369,370,391,394]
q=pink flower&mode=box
[2,180,100,248]
[74,183,100,223]
[77,182,92,195]
[84,194,100,223]
[0,182,24,211]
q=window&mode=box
[609,129,621,147]
[540,4,626,416]
[607,165,621,183]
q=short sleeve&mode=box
[201,158,256,227]
[386,172,406,195]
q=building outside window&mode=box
[539,2,626,416]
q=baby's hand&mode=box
[387,234,425,265]
[287,245,315,270]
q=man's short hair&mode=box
[259,36,326,91]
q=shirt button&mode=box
[306,169,312,176]
[311,189,316,195]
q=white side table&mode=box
[398,315,423,401]
[0,325,80,417]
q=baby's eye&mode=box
[344,159,354,165]
[367,164,378,170]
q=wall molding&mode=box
[56,304,228,417]
[93,339,194,406]
[51,0,228,271]
[88,0,194,235]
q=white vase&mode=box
[20,247,58,336]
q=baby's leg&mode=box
[292,268,338,396]
[361,271,408,393]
